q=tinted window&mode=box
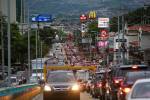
[11,78,17,83]
[124,71,150,84]
[132,82,150,98]
[114,65,150,77]
[47,72,75,83]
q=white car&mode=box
[126,79,150,100]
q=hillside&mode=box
[26,0,150,18]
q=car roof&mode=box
[49,70,73,73]
[135,78,150,84]
[120,64,148,68]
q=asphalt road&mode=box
[33,92,99,100]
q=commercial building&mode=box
[0,0,16,23]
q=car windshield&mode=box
[11,78,17,83]
[131,82,150,98]
[124,71,150,84]
[114,66,149,77]
[47,71,75,83]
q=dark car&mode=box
[117,71,150,100]
[90,69,111,99]
[43,71,80,100]
[111,64,150,100]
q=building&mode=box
[16,0,25,23]
[113,24,150,65]
[0,0,16,23]
[128,24,150,65]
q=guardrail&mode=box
[0,83,39,97]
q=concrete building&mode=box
[113,25,150,65]
[0,0,16,23]
[128,25,150,65]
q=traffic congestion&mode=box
[33,39,150,100]
[0,0,150,100]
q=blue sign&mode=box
[31,14,52,22]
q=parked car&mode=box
[126,78,150,100]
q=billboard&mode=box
[98,18,109,28]
[97,41,109,47]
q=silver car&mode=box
[43,71,80,100]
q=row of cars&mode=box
[0,71,27,87]
[79,64,150,100]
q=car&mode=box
[29,76,40,84]
[43,71,80,100]
[16,71,27,84]
[111,64,150,99]
[117,71,150,100]
[126,79,150,100]
[5,76,21,86]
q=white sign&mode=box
[81,24,87,33]
[98,18,109,28]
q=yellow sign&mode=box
[89,11,96,19]
[43,65,96,81]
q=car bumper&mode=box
[43,91,80,100]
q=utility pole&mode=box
[122,15,125,64]
[7,0,11,85]
[27,7,31,82]
[117,16,121,65]
[40,41,43,79]
[0,16,5,79]
[36,29,38,79]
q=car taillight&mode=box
[97,83,102,87]
[114,80,120,84]
[114,79,123,84]
[123,87,131,93]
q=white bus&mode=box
[31,58,49,79]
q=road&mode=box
[33,92,99,100]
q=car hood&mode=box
[48,82,77,86]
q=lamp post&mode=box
[0,16,5,79]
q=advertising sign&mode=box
[97,41,108,47]
[99,29,109,40]
[88,11,96,19]
[98,18,109,28]
[80,14,87,22]
[81,24,87,33]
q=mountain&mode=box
[26,0,150,18]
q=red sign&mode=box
[80,14,87,22]
[99,29,109,40]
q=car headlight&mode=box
[44,85,51,91]
[71,84,80,91]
